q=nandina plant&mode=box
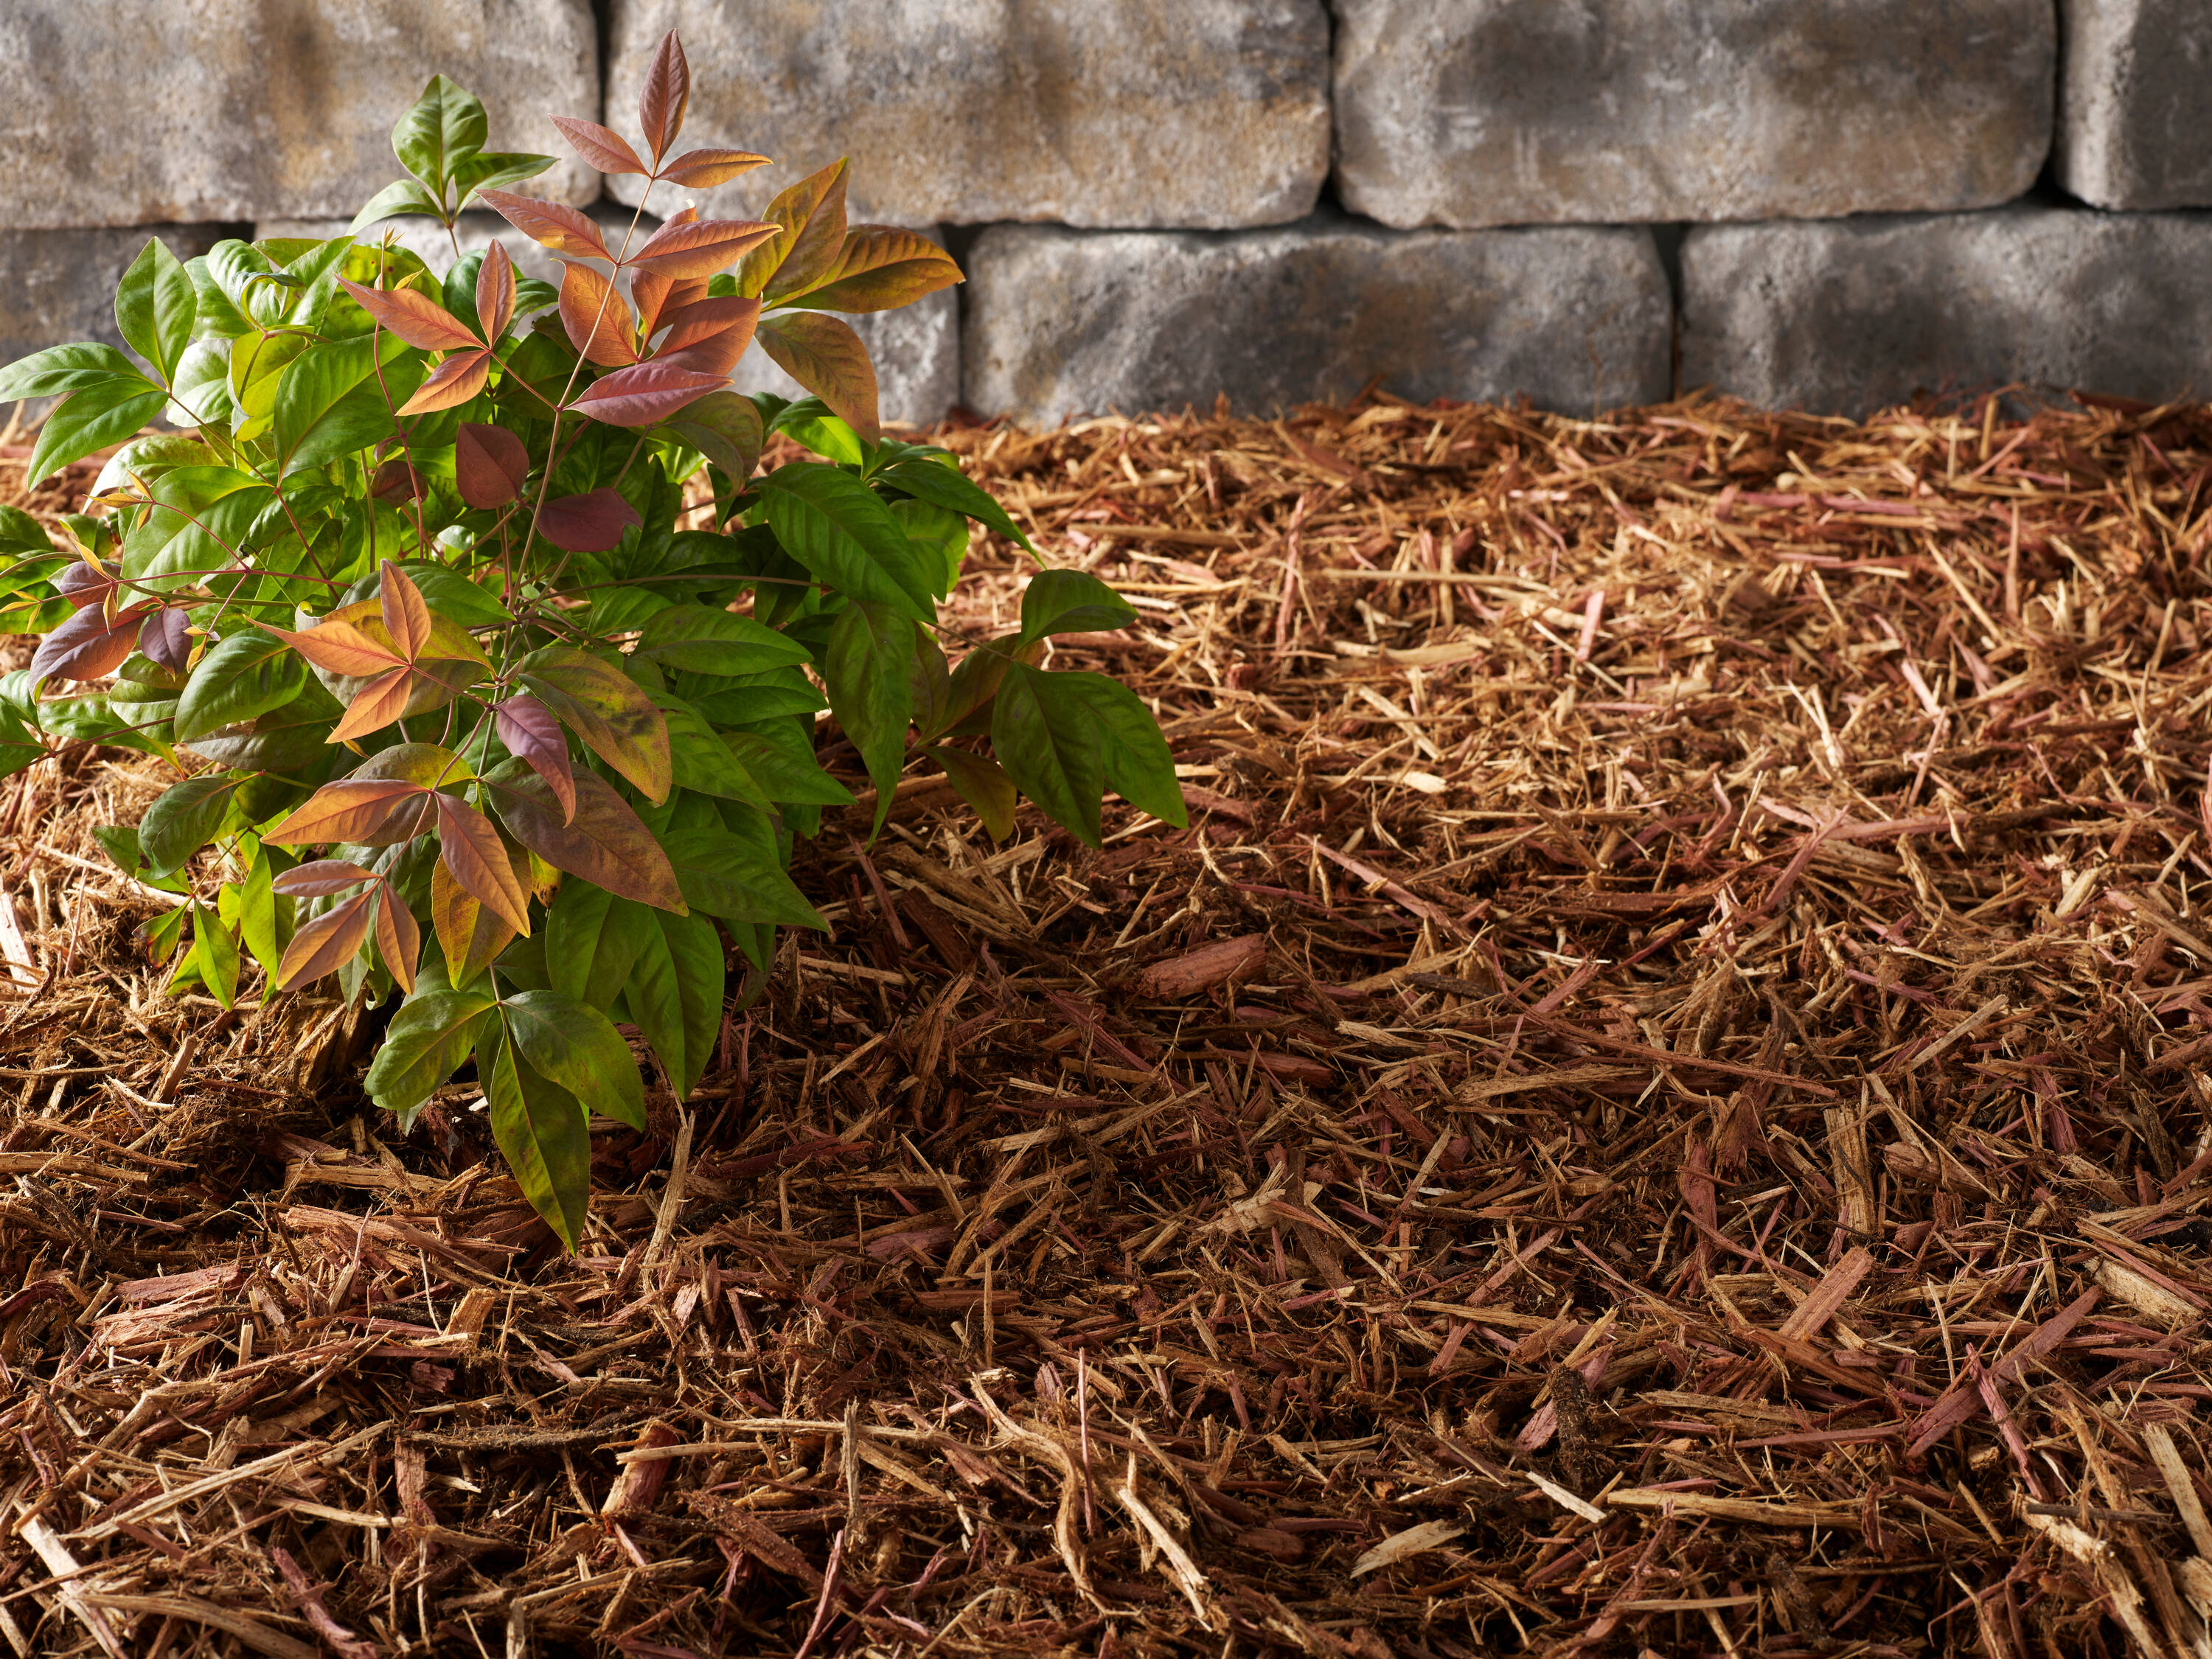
[0,35,1182,1248]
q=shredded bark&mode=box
[4,387,2212,1657]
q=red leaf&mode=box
[374,886,421,993]
[558,262,638,367]
[626,218,778,280]
[537,488,642,553]
[327,664,414,743]
[379,559,431,660]
[629,207,695,337]
[55,560,115,611]
[476,190,612,262]
[371,456,425,502]
[337,279,482,352]
[259,618,403,678]
[567,364,726,428]
[455,422,529,509]
[137,608,193,674]
[435,795,532,935]
[274,890,375,990]
[659,147,771,188]
[488,767,685,913]
[396,347,493,417]
[271,859,378,897]
[476,240,515,343]
[30,602,150,686]
[637,29,691,161]
[551,115,648,177]
[493,695,576,823]
[653,295,760,377]
[756,311,879,441]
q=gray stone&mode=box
[961,216,1670,425]
[0,1,598,229]
[1333,0,2054,229]
[604,0,1329,229]
[260,212,959,427]
[0,225,235,380]
[1680,207,2212,417]
[2056,0,2212,209]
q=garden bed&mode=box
[3,388,2211,1658]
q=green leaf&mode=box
[173,630,305,742]
[892,497,968,596]
[393,74,487,192]
[237,846,284,978]
[451,151,557,208]
[274,333,417,477]
[24,383,168,487]
[654,390,762,481]
[402,560,512,627]
[1020,568,1138,641]
[140,773,242,875]
[775,405,866,466]
[635,603,811,675]
[478,1018,589,1251]
[546,879,655,1010]
[822,600,913,834]
[658,818,826,929]
[500,989,646,1132]
[755,462,936,623]
[926,745,1018,841]
[991,663,1105,847]
[662,698,772,809]
[0,342,144,400]
[116,465,276,593]
[369,984,498,1116]
[349,178,448,234]
[515,647,672,804]
[1035,670,1188,828]
[191,902,241,1009]
[623,907,723,1100]
[169,339,237,425]
[116,238,197,383]
[484,759,686,913]
[722,730,854,807]
[877,455,1036,554]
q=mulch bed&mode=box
[3,386,2211,1658]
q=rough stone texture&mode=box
[260,213,959,427]
[1333,0,2055,229]
[962,216,1670,425]
[1680,207,2212,417]
[0,1,598,230]
[605,0,1330,229]
[0,225,237,378]
[2055,0,2212,209]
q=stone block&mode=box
[2056,0,2212,209]
[0,1,598,229]
[1333,0,2054,229]
[961,216,1670,425]
[604,0,1329,228]
[1680,207,2212,417]
[259,213,959,428]
[0,226,236,382]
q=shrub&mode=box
[0,34,1181,1248]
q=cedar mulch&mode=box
[3,387,2212,1659]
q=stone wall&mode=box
[4,1,2208,426]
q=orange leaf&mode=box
[274,891,375,990]
[327,665,416,743]
[626,218,779,281]
[431,855,518,986]
[260,617,403,678]
[374,886,421,993]
[435,795,532,935]
[551,115,647,176]
[652,295,759,378]
[263,778,432,847]
[749,159,849,302]
[559,262,639,367]
[378,559,431,660]
[637,28,691,161]
[476,240,515,343]
[476,190,612,262]
[337,278,481,352]
[660,147,770,189]
[782,226,963,314]
[629,207,696,337]
[271,859,377,897]
[396,347,493,417]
